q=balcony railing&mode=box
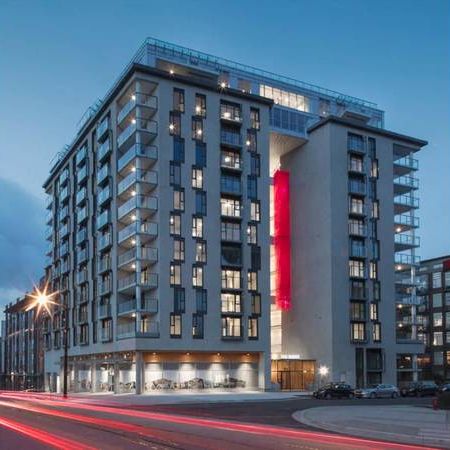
[98,304,111,319]
[395,253,421,266]
[394,195,419,209]
[97,117,109,141]
[98,257,111,273]
[98,185,112,206]
[96,210,111,230]
[117,169,157,196]
[395,234,420,247]
[395,214,419,229]
[117,93,158,124]
[58,205,69,222]
[394,156,419,171]
[221,152,242,170]
[118,221,158,243]
[118,299,136,315]
[98,232,112,250]
[348,180,366,195]
[117,144,158,172]
[77,248,88,264]
[349,246,366,258]
[99,279,112,296]
[117,119,157,148]
[348,160,364,173]
[76,165,88,184]
[220,130,242,147]
[97,164,110,185]
[75,147,87,166]
[117,321,136,339]
[97,139,111,162]
[59,223,70,239]
[77,206,88,224]
[117,195,157,219]
[60,186,69,202]
[118,272,158,291]
[101,329,112,342]
[76,187,87,206]
[394,175,419,189]
[59,168,69,185]
[220,104,242,123]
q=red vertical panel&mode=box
[274,170,291,311]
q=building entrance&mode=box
[271,359,315,391]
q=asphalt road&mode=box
[0,392,435,450]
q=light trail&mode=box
[0,416,96,450]
[0,393,435,450]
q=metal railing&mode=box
[117,144,158,172]
[394,175,419,189]
[394,214,419,228]
[394,195,419,208]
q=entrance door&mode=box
[281,371,291,390]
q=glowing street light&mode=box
[318,365,329,377]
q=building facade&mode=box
[43,38,427,393]
[1,295,45,390]
[414,256,450,383]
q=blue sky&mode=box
[0,0,448,307]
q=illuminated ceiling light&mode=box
[131,239,136,245]
[186,352,190,356]
[169,124,174,131]
[196,129,203,136]
[396,227,402,233]
[224,111,231,119]
[131,263,136,269]
[131,190,136,197]
[220,82,226,89]
[131,214,137,221]
[246,140,251,146]
[131,94,136,101]
[131,118,136,124]
[131,166,136,172]
[131,312,136,318]
[216,352,221,356]
[169,69,174,75]
[398,323,403,327]
[397,304,403,309]
[195,106,201,113]
[396,265,402,271]
[152,352,157,355]
[224,156,231,163]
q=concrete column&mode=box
[113,362,120,394]
[412,355,419,382]
[135,351,143,394]
[90,363,97,393]
[73,363,79,393]
[258,351,271,391]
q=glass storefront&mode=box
[271,359,315,391]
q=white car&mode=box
[354,384,400,399]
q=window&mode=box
[195,94,206,117]
[170,263,181,286]
[370,302,379,321]
[195,142,206,167]
[222,269,241,289]
[250,108,260,130]
[192,314,204,339]
[221,245,242,266]
[170,213,181,236]
[368,137,376,158]
[196,289,207,313]
[173,88,185,113]
[221,293,241,313]
[351,322,366,341]
[169,112,181,136]
[195,241,207,263]
[248,271,258,291]
[251,294,261,315]
[259,85,309,112]
[251,245,261,270]
[373,323,381,342]
[371,159,379,178]
[350,302,365,321]
[173,189,184,211]
[247,176,257,199]
[350,238,366,258]
[221,150,241,170]
[174,287,185,313]
[446,312,450,329]
[446,292,450,306]
[173,137,185,163]
[434,351,444,365]
[348,133,364,152]
[192,168,203,189]
[349,155,364,173]
[222,317,242,338]
[221,221,240,241]
[250,201,260,221]
[247,224,257,244]
[248,317,258,339]
[369,261,378,280]
[433,332,443,346]
[433,293,443,308]
[192,265,203,287]
[220,101,242,121]
[250,154,260,176]
[372,201,379,219]
[246,130,257,152]
[445,271,450,287]
[170,314,182,338]
[170,162,181,185]
[221,197,241,217]
[195,191,207,215]
[349,197,364,215]
[221,174,241,195]
[373,281,381,301]
[173,238,185,261]
[434,312,443,327]
[432,272,442,289]
[192,117,203,140]
[349,259,365,278]
[192,216,203,238]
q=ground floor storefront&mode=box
[270,359,316,391]
[46,351,264,394]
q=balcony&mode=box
[98,257,111,274]
[221,152,242,171]
[394,214,419,232]
[394,233,420,250]
[394,156,419,176]
[117,119,157,149]
[117,144,158,173]
[348,223,367,237]
[77,206,88,225]
[348,160,364,174]
[118,221,158,244]
[59,168,69,185]
[58,223,70,239]
[98,185,112,206]
[76,228,87,246]
[99,279,112,296]
[348,180,366,196]
[60,186,69,203]
[76,187,87,206]
[76,165,88,185]
[220,104,242,124]
[117,320,159,339]
[394,175,419,195]
[58,205,69,222]
[117,272,158,293]
[98,232,112,251]
[76,270,88,285]
[394,195,419,214]
[117,195,157,221]
[77,248,88,265]
[349,246,366,258]
[97,117,109,142]
[348,138,365,154]
[116,321,136,339]
[98,304,111,319]
[221,130,242,148]
[59,241,69,257]
[96,210,111,230]
[395,253,421,267]
[117,93,158,125]
[118,246,158,268]
[117,169,157,197]
[45,211,53,225]
[97,138,111,163]
[220,178,242,196]
[75,147,87,166]
[46,195,53,210]
[101,328,113,342]
[97,164,110,185]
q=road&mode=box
[0,391,436,450]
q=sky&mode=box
[0,0,448,309]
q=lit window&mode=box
[248,271,258,291]
[173,189,184,211]
[173,88,185,113]
[250,201,260,222]
[170,314,182,337]
[173,238,184,261]
[221,269,241,289]
[170,213,181,236]
[221,293,241,313]
[372,323,381,342]
[195,242,206,263]
[221,317,242,338]
[248,317,258,339]
[192,168,203,189]
[192,216,203,238]
[192,266,203,288]
[170,263,181,286]
[351,322,366,341]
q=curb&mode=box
[292,407,450,448]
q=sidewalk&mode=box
[293,405,450,448]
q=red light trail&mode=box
[0,392,435,450]
[0,416,96,450]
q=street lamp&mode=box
[317,365,329,389]
[28,282,69,398]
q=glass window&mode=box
[259,84,309,112]
[221,269,241,289]
[433,312,443,327]
[349,218,365,236]
[349,197,364,215]
[247,176,257,199]
[250,108,260,130]
[433,332,443,346]
[192,266,203,287]
[173,189,184,211]
[250,201,260,222]
[221,221,240,241]
[372,201,379,219]
[195,191,207,215]
[248,317,258,339]
[248,271,258,291]
[221,197,241,217]
[349,155,364,173]
[373,323,381,342]
[221,174,241,195]
[195,94,206,117]
[349,259,365,278]
[247,224,257,244]
[351,322,366,341]
[170,162,181,185]
[445,292,450,306]
[250,154,260,176]
[173,88,185,112]
[445,271,450,287]
[195,241,207,263]
[433,272,442,289]
[221,293,241,313]
[433,293,443,308]
[221,245,242,266]
[192,216,203,238]
[246,130,257,152]
[169,112,181,136]
[192,168,203,189]
[192,313,204,338]
[221,150,241,170]
[221,317,242,338]
[434,351,444,365]
[195,142,206,167]
[350,302,365,321]
[174,287,185,313]
[173,238,184,261]
[192,117,203,140]
[445,312,450,329]
[170,213,181,236]
[369,261,378,280]
[195,289,207,313]
[173,137,185,162]
[348,133,364,152]
[170,263,181,286]
[251,294,261,315]
[170,314,181,337]
[370,302,379,321]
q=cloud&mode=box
[0,178,45,311]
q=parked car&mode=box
[354,384,400,399]
[400,381,438,397]
[438,383,450,393]
[313,383,354,399]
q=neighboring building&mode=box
[414,256,450,383]
[43,37,427,393]
[1,295,45,390]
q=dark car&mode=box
[400,381,438,397]
[438,383,450,394]
[313,383,354,399]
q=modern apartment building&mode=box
[413,256,450,383]
[43,38,427,393]
[1,295,45,390]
